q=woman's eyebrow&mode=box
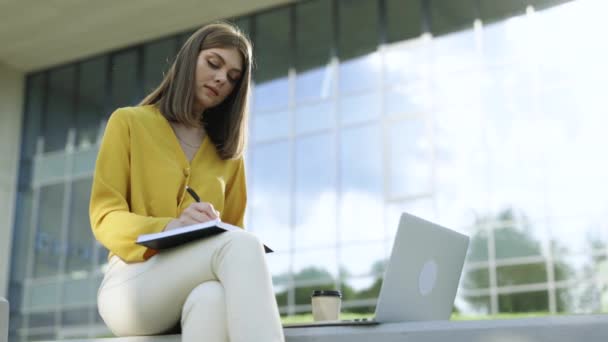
[210,52,242,73]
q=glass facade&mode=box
[8,0,608,340]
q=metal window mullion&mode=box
[487,221,498,314]
[378,0,387,44]
[421,0,432,35]
[21,136,45,336]
[286,70,296,316]
[330,0,344,294]
[473,16,499,315]
[92,116,108,277]
[247,76,256,235]
[55,129,76,329]
[379,42,392,258]
[525,7,557,314]
[135,46,145,105]
[103,55,113,120]
[286,5,297,317]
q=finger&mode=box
[185,210,212,223]
[178,216,199,227]
[192,202,219,219]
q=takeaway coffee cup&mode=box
[311,290,342,321]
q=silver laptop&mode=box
[284,212,470,328]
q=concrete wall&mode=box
[0,62,24,298]
[0,297,8,342]
[48,314,608,342]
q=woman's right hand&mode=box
[165,202,221,231]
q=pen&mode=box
[185,186,201,203]
[186,186,221,220]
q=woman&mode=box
[89,22,285,342]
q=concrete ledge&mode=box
[1,298,8,342]
[285,314,608,342]
[53,314,608,342]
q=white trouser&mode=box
[97,230,285,342]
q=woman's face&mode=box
[193,47,243,113]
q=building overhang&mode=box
[0,0,293,73]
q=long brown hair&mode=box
[140,22,252,160]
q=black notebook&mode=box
[136,219,273,253]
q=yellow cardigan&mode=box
[89,105,247,263]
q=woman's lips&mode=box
[204,85,219,96]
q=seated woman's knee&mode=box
[184,281,225,313]
[226,230,263,252]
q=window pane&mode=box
[254,78,289,112]
[253,111,289,142]
[61,308,90,326]
[386,0,423,43]
[177,30,195,48]
[496,263,547,287]
[386,199,436,240]
[45,65,75,152]
[295,0,332,72]
[481,15,531,67]
[385,84,431,117]
[486,113,547,221]
[550,218,601,255]
[22,73,45,158]
[295,64,334,103]
[289,251,337,306]
[388,118,432,198]
[66,178,94,273]
[77,56,107,148]
[96,242,108,268]
[340,125,383,242]
[293,249,338,280]
[466,228,490,263]
[498,290,549,313]
[340,242,386,277]
[556,281,602,313]
[432,29,478,74]
[72,148,98,176]
[143,37,177,94]
[343,274,382,304]
[461,295,491,314]
[553,255,586,283]
[385,39,431,85]
[479,0,527,25]
[493,219,546,260]
[110,49,139,108]
[254,8,290,83]
[28,311,55,328]
[338,0,378,61]
[295,134,336,249]
[25,281,58,310]
[433,94,486,229]
[10,190,34,282]
[268,251,291,288]
[339,92,380,125]
[26,332,56,342]
[7,311,23,336]
[232,17,252,37]
[429,0,476,36]
[34,184,65,277]
[529,0,572,11]
[250,142,291,251]
[61,277,96,306]
[33,153,67,184]
[462,266,490,290]
[295,101,334,135]
[339,52,381,94]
